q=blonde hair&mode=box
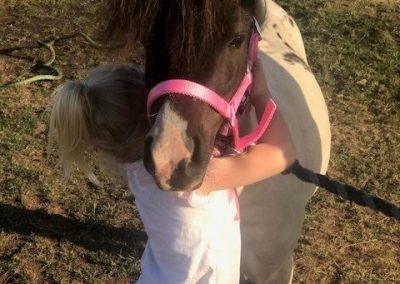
[48,64,148,184]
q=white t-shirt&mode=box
[126,161,241,284]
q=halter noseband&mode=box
[147,18,276,153]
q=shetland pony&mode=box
[104,0,331,282]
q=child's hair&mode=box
[48,64,148,184]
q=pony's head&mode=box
[108,0,260,190]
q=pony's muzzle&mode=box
[143,125,203,191]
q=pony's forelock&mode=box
[106,0,257,70]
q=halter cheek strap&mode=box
[147,18,277,152]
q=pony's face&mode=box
[104,0,259,190]
[141,1,257,190]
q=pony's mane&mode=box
[107,0,255,69]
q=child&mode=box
[48,63,294,283]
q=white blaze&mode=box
[150,102,192,189]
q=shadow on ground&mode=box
[0,202,147,256]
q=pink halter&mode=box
[147,18,277,152]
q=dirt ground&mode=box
[0,0,399,283]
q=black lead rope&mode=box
[286,160,400,222]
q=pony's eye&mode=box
[229,35,245,49]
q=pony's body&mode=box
[102,0,331,283]
[238,1,330,282]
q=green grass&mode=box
[282,0,400,103]
[276,0,400,282]
[0,0,399,283]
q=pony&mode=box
[106,0,331,283]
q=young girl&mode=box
[48,63,294,283]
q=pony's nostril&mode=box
[190,136,202,164]
[169,158,204,190]
[181,158,193,176]
[143,135,155,175]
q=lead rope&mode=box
[0,32,114,89]
[285,160,400,222]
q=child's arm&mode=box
[196,61,296,195]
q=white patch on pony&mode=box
[239,1,331,283]
[150,101,191,189]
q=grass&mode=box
[0,0,399,283]
[276,0,400,282]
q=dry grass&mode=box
[0,0,399,283]
[277,0,400,282]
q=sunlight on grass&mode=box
[0,0,399,283]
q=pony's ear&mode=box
[241,0,257,14]
[242,0,267,25]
